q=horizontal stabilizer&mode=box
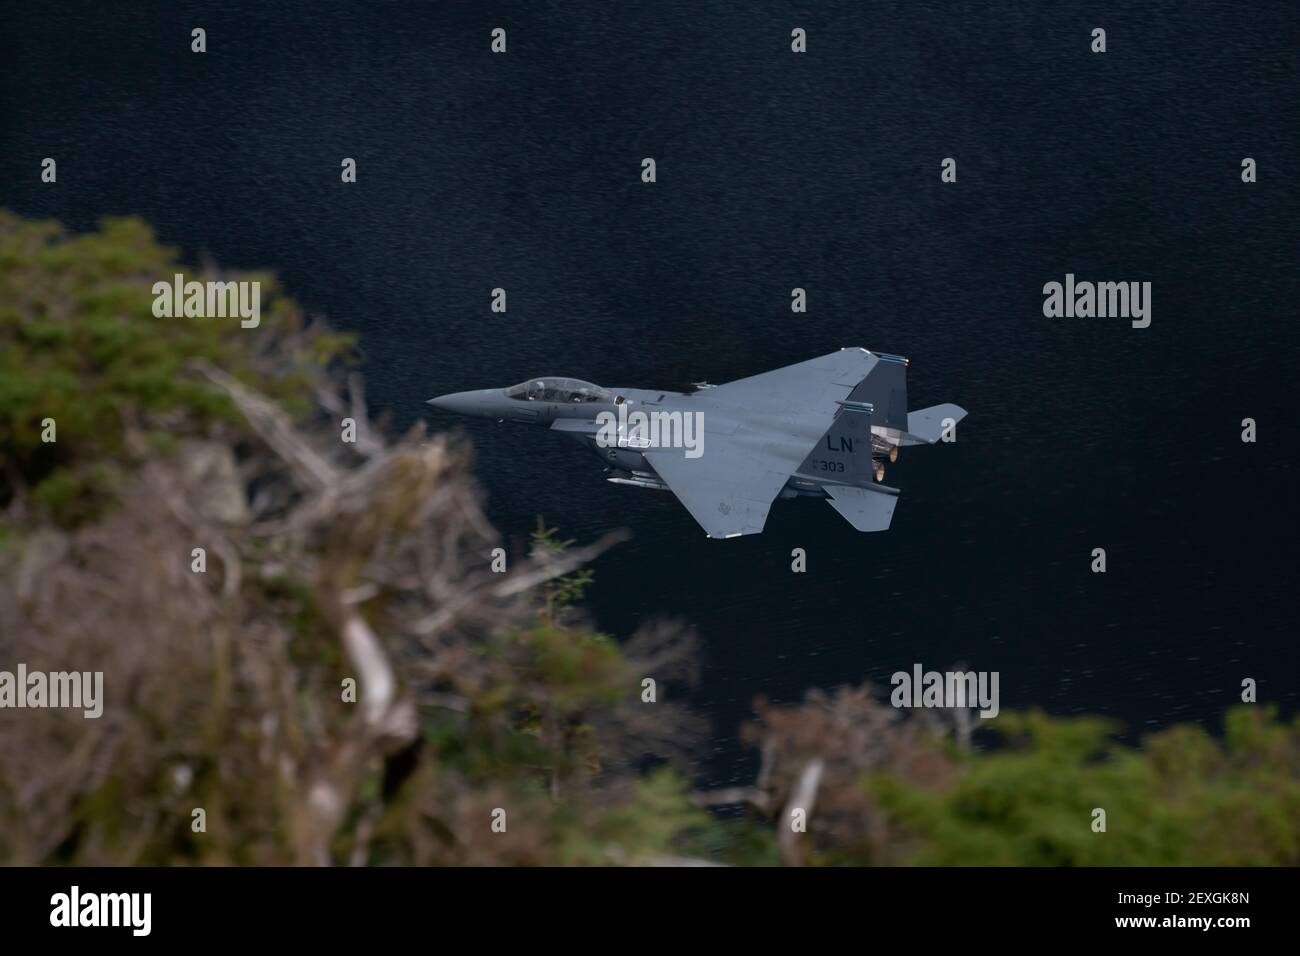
[900,403,967,445]
[825,484,898,532]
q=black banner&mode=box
[0,866,1282,941]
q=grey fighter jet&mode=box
[427,348,966,539]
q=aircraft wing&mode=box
[645,350,878,537]
[644,433,795,538]
[707,348,878,415]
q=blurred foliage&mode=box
[530,519,595,626]
[0,211,708,865]
[0,210,354,523]
[869,706,1300,866]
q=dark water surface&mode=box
[4,2,1297,785]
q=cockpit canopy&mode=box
[505,377,611,404]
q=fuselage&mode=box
[428,377,898,498]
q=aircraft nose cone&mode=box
[428,389,503,418]
[427,391,480,415]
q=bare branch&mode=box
[192,359,338,491]
[779,758,824,867]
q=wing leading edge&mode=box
[707,348,878,415]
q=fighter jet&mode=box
[427,348,966,539]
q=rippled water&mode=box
[5,2,1297,785]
